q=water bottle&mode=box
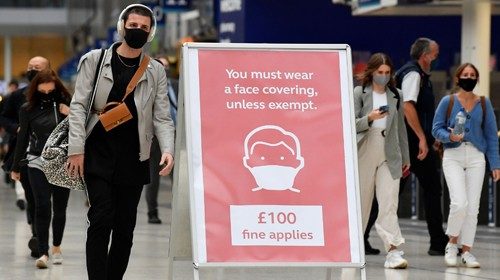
[453,111,466,135]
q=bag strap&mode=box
[445,94,455,121]
[480,96,486,129]
[86,49,106,123]
[121,55,150,102]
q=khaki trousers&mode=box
[358,128,405,252]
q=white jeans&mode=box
[442,142,485,247]
[358,128,405,252]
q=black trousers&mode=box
[28,167,70,256]
[85,174,143,280]
[144,137,160,214]
[20,164,36,236]
[401,135,448,250]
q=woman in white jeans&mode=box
[432,63,500,268]
[354,53,410,269]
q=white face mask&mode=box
[248,165,302,191]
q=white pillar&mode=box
[461,0,491,97]
[3,36,12,85]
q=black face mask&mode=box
[458,78,477,92]
[27,70,39,82]
[38,91,57,102]
[124,27,149,49]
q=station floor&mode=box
[1,176,499,280]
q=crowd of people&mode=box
[0,3,498,279]
[0,4,177,279]
[358,38,500,270]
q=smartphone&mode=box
[378,105,389,113]
[160,162,168,169]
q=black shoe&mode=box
[364,241,380,255]
[31,251,40,258]
[148,211,162,224]
[16,199,26,210]
[427,248,445,256]
[28,237,39,258]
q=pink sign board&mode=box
[185,46,360,264]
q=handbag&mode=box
[98,55,150,131]
[40,48,106,190]
[41,118,86,190]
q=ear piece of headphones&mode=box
[116,4,156,43]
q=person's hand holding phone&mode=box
[378,105,389,114]
[368,105,389,122]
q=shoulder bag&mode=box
[41,49,106,190]
[98,55,150,131]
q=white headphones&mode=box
[116,4,157,42]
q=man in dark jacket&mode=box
[0,56,50,258]
[395,38,448,256]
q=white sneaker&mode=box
[444,243,458,267]
[384,250,408,269]
[35,255,48,269]
[461,252,480,268]
[52,252,63,265]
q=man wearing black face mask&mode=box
[67,4,175,279]
[0,56,50,259]
[395,38,448,256]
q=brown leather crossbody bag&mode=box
[98,55,150,131]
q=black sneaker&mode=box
[148,211,162,224]
[427,248,445,256]
[28,237,39,258]
[364,241,381,255]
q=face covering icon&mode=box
[243,125,304,193]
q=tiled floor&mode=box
[1,175,499,280]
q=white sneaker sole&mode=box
[384,260,408,269]
[36,259,48,269]
[445,258,457,267]
[463,262,480,268]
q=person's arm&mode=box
[353,86,386,133]
[483,98,500,174]
[67,49,102,178]
[152,63,176,176]
[353,87,370,133]
[403,101,428,160]
[396,90,410,167]
[401,72,428,160]
[432,96,453,143]
[11,106,30,174]
[0,91,23,134]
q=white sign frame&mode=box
[182,43,364,270]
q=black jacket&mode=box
[11,94,70,172]
[0,86,28,134]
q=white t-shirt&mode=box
[372,91,387,129]
[401,71,421,102]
